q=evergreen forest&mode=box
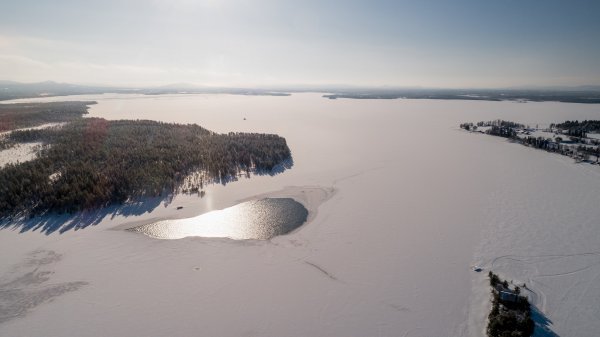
[0,102,291,218]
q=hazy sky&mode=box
[1,0,599,88]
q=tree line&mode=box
[0,101,93,132]
[551,120,600,132]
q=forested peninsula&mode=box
[0,102,292,218]
[0,101,95,132]
[460,119,600,163]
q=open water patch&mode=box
[128,198,308,240]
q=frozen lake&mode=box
[1,93,600,337]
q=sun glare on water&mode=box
[129,198,308,240]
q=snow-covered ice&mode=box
[1,94,600,337]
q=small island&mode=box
[0,102,292,218]
[487,272,534,337]
[460,119,600,163]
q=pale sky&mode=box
[1,0,599,88]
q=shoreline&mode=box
[0,184,335,237]
[113,185,335,236]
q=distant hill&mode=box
[505,85,600,92]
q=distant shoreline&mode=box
[460,119,600,166]
[323,90,600,104]
[2,80,600,104]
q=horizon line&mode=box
[2,79,600,92]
